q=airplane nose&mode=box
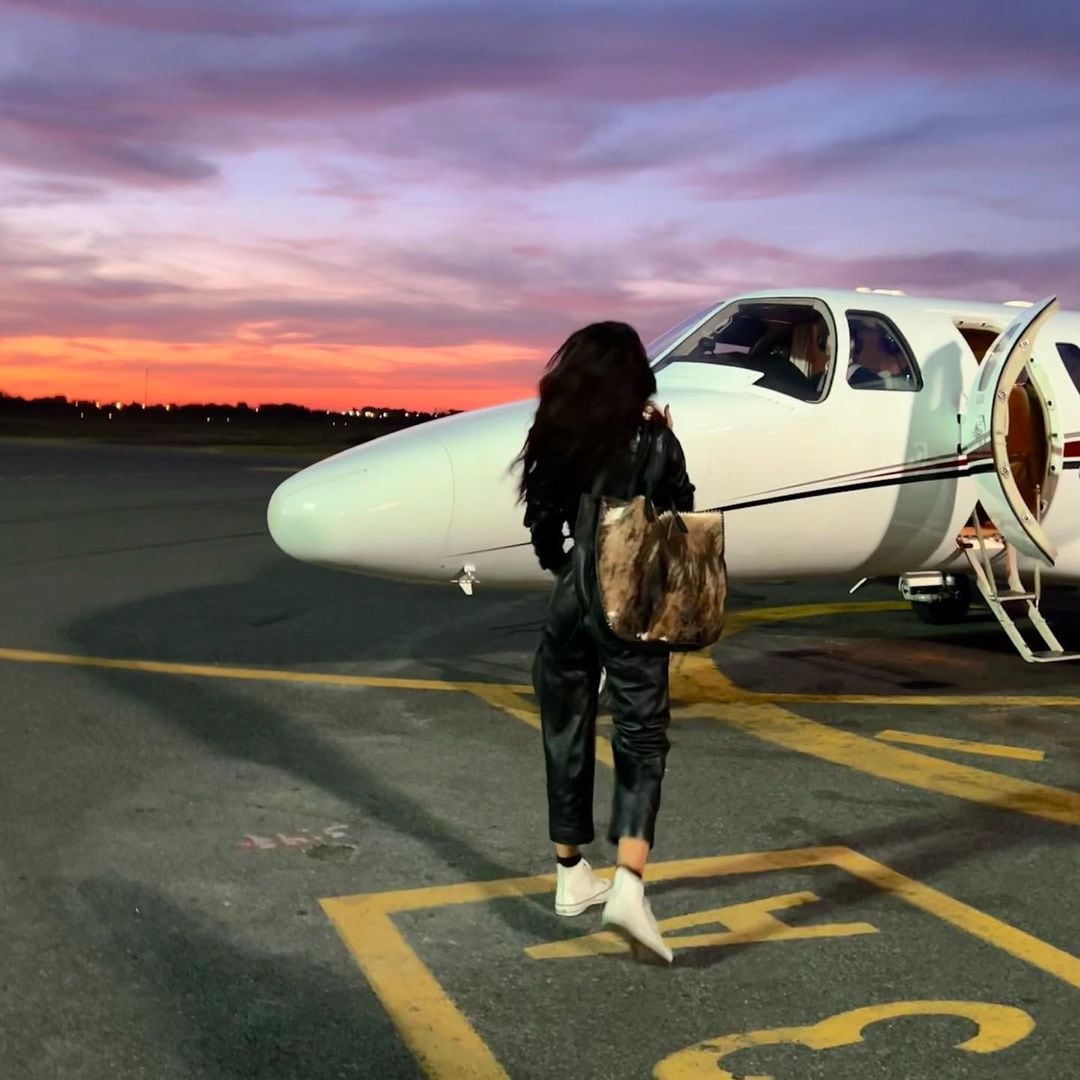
[266,435,454,579]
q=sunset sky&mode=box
[1,0,1078,412]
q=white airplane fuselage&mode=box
[266,289,1080,603]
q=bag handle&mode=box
[636,423,689,535]
[587,421,688,535]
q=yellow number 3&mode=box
[653,1000,1034,1080]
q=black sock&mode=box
[557,853,582,868]
[618,864,643,879]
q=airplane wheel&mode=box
[910,577,972,625]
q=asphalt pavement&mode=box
[1,441,1077,1079]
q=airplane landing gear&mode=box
[899,571,972,625]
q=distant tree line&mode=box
[0,391,457,422]
[0,391,461,448]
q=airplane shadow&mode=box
[60,553,569,941]
[62,550,1078,967]
[711,581,1080,699]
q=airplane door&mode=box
[959,296,1063,564]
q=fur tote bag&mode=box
[571,425,727,654]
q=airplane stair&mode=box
[958,518,1080,663]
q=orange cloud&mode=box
[0,334,545,411]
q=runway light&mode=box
[1003,300,1034,308]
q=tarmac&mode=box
[1,441,1078,1079]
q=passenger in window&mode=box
[848,320,907,387]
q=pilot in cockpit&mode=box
[804,326,831,395]
[848,319,906,387]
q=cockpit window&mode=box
[651,300,834,402]
[646,304,720,362]
[846,313,922,391]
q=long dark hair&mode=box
[515,321,656,504]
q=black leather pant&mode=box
[531,566,671,848]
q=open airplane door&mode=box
[960,295,1063,564]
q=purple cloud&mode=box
[1,0,1077,189]
[0,0,353,36]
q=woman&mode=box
[515,320,695,963]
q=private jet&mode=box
[267,289,1080,663]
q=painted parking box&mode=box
[320,845,1080,1078]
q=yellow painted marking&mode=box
[3,601,1075,833]
[325,867,563,916]
[835,847,1080,987]
[319,897,509,1080]
[774,690,1080,707]
[876,729,1046,762]
[466,656,1080,828]
[671,650,1080,709]
[525,890,877,959]
[653,1000,1035,1079]
[722,600,909,637]
[683,700,1080,826]
[4,597,1078,707]
[321,844,1080,1079]
[669,651,1080,825]
[0,645,532,695]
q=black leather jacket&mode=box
[524,419,696,573]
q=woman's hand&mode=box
[643,401,673,430]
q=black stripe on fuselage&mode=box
[708,458,1080,513]
[706,462,997,513]
[449,459,1080,557]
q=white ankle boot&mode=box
[554,858,612,917]
[601,866,673,963]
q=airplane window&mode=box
[1057,343,1080,394]
[846,314,922,391]
[651,302,834,402]
[646,304,720,362]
